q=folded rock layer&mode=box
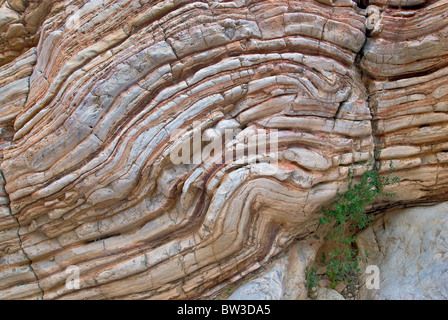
[0,0,446,299]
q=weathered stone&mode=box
[334,282,348,293]
[227,255,288,300]
[318,279,331,287]
[283,241,318,300]
[316,287,345,300]
[227,240,318,300]
[0,0,446,300]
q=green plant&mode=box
[318,151,399,284]
[319,252,326,265]
[305,266,319,289]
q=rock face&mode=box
[0,0,446,299]
[361,1,448,203]
[227,240,318,300]
[227,254,289,300]
[0,0,56,67]
[357,202,448,300]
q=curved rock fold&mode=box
[0,0,446,299]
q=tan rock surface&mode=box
[226,239,319,300]
[0,0,446,299]
[316,287,345,300]
[0,0,57,67]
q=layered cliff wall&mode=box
[0,0,447,299]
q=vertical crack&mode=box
[355,7,381,171]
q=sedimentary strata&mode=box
[0,0,446,299]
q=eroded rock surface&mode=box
[315,287,345,300]
[227,240,318,300]
[0,0,57,67]
[0,0,446,299]
[357,202,448,300]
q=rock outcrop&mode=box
[0,0,446,299]
[0,0,56,67]
[361,0,448,203]
[357,202,448,300]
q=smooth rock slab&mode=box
[357,202,448,300]
[0,0,448,300]
[227,240,318,300]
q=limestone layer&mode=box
[0,0,447,299]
